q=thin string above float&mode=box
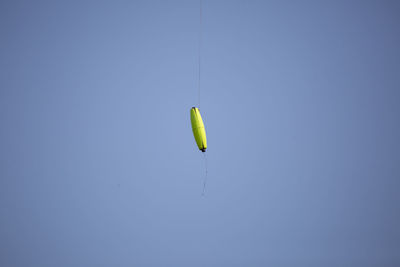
[198,0,202,109]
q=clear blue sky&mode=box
[1,1,399,266]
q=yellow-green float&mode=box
[190,107,207,152]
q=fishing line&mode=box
[196,0,207,197]
[201,152,208,196]
[198,0,202,108]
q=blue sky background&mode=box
[1,1,400,266]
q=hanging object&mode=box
[190,107,207,152]
[191,0,208,196]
